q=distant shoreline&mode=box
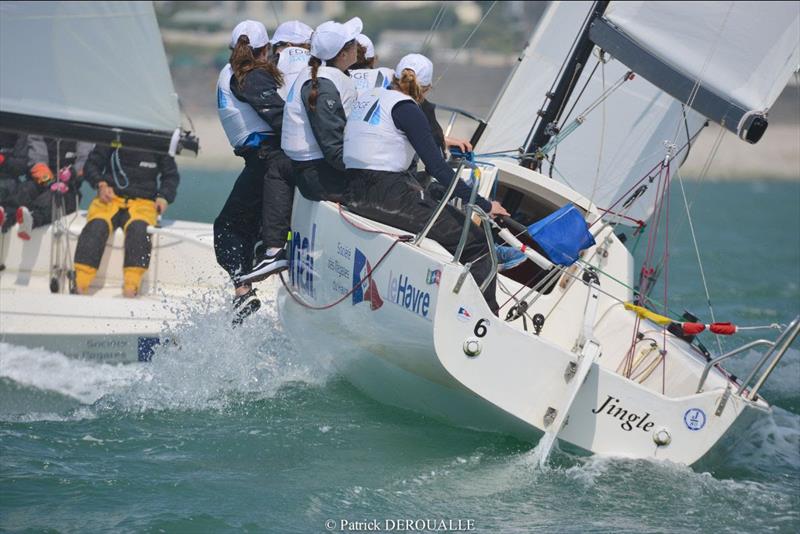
[178,115,799,181]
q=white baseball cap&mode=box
[230,20,269,49]
[310,17,363,61]
[356,34,375,59]
[271,20,313,45]
[396,53,433,86]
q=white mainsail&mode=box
[479,1,706,223]
[0,1,196,154]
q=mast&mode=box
[520,1,609,172]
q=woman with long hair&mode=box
[343,54,509,313]
[214,20,291,323]
[281,17,361,203]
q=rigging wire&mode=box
[589,55,607,206]
[421,2,449,54]
[669,1,735,146]
[433,1,498,87]
[522,1,597,151]
[676,166,723,355]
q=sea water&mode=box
[1,176,798,533]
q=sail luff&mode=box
[478,1,709,223]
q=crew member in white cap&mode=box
[342,54,509,313]
[281,17,361,202]
[349,33,395,97]
[270,20,313,100]
[214,20,293,322]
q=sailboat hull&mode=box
[278,195,770,466]
[0,211,227,362]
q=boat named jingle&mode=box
[592,394,656,432]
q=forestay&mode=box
[593,1,800,143]
[0,1,195,155]
[479,1,706,223]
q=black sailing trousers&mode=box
[214,147,294,284]
[345,169,498,312]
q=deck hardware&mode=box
[653,428,671,446]
[564,361,577,382]
[715,385,732,416]
[543,407,557,427]
[452,262,472,294]
[582,269,600,285]
[532,313,545,335]
[463,337,482,358]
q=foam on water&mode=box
[0,343,143,406]
[0,281,335,420]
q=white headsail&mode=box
[479,1,705,222]
[0,1,197,155]
[478,1,798,222]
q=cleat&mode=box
[235,248,288,285]
[16,206,32,240]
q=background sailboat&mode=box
[0,1,222,362]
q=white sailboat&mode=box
[278,1,800,465]
[0,1,225,362]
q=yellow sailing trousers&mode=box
[74,196,158,294]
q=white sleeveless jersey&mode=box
[281,65,357,162]
[343,88,416,172]
[276,47,311,100]
[350,67,395,98]
[216,64,272,148]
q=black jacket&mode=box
[301,78,348,171]
[84,146,180,203]
[0,133,29,180]
[229,68,285,135]
[420,99,446,154]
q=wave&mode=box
[0,281,334,421]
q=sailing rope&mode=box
[669,1,735,146]
[421,2,449,53]
[589,56,607,205]
[433,1,498,87]
[279,205,412,311]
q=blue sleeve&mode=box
[391,100,491,212]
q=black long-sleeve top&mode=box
[0,133,29,179]
[229,69,285,135]
[301,78,348,171]
[84,146,180,203]
[391,100,491,213]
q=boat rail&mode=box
[695,316,800,398]
[413,159,498,291]
[436,104,487,148]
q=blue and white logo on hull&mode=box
[684,408,706,431]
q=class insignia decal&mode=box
[683,408,706,431]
